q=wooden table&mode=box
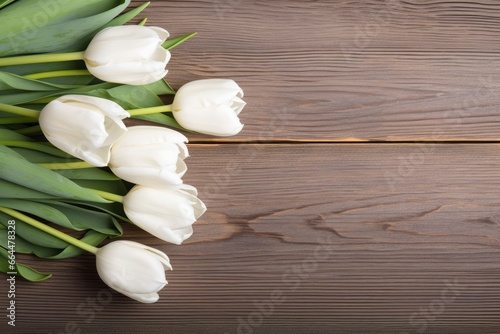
[6,1,500,333]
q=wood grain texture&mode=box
[137,0,500,142]
[6,144,500,334]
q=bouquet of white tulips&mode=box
[0,0,246,303]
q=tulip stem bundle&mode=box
[0,207,98,255]
[0,51,86,67]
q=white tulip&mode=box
[123,184,206,245]
[109,126,188,186]
[83,26,171,85]
[95,240,172,303]
[39,95,129,166]
[172,79,245,136]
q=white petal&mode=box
[110,166,183,186]
[123,185,205,243]
[147,225,194,245]
[174,104,244,136]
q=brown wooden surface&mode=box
[4,1,500,333]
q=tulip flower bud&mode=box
[172,79,245,136]
[96,240,172,303]
[84,25,171,85]
[109,126,188,186]
[123,184,206,245]
[39,95,129,166]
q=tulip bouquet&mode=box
[0,0,245,303]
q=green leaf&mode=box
[0,0,132,56]
[0,82,119,105]
[143,80,176,95]
[36,200,123,236]
[66,200,130,223]
[163,32,197,50]
[0,228,108,259]
[0,0,15,10]
[0,199,75,230]
[0,128,34,141]
[10,147,76,164]
[71,179,128,196]
[0,145,108,203]
[62,3,150,52]
[0,248,52,281]
[64,1,151,52]
[55,168,120,181]
[0,211,69,248]
[134,113,186,131]
[0,71,81,91]
[3,60,85,77]
[43,230,108,259]
[104,1,150,27]
[0,198,122,235]
[87,84,163,109]
[0,179,59,200]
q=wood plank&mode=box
[8,144,500,333]
[132,0,500,142]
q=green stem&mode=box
[38,161,93,170]
[0,103,39,119]
[128,104,172,116]
[0,207,98,254]
[88,189,124,203]
[25,69,91,80]
[0,141,69,158]
[0,51,85,67]
[0,117,36,125]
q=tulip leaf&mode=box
[35,200,123,236]
[0,179,59,200]
[43,230,108,259]
[104,1,150,27]
[55,168,120,181]
[134,113,186,131]
[0,199,122,236]
[143,80,176,95]
[10,147,77,164]
[0,0,16,9]
[0,72,82,91]
[0,199,76,230]
[0,128,34,141]
[0,228,108,260]
[0,225,39,254]
[0,248,52,282]
[0,82,119,105]
[0,145,109,203]
[71,179,128,196]
[3,60,85,77]
[163,32,197,50]
[87,85,163,109]
[66,201,130,223]
[0,90,60,105]
[0,0,132,56]
[0,211,69,249]
[10,147,120,181]
[59,1,150,53]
